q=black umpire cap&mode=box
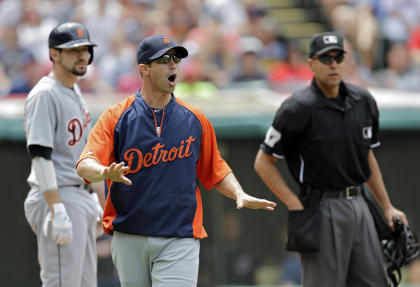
[309,31,346,58]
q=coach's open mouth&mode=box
[168,74,176,84]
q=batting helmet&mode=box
[48,22,97,64]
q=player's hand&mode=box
[90,192,104,238]
[236,193,276,211]
[90,192,104,222]
[102,162,132,185]
[384,207,408,231]
[42,203,73,245]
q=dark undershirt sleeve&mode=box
[28,145,53,159]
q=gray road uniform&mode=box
[24,76,98,287]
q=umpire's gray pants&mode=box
[300,195,388,287]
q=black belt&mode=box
[323,186,363,199]
[73,183,92,193]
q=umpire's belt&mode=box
[323,186,363,199]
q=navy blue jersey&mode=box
[78,92,231,238]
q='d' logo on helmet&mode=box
[161,36,171,44]
[76,28,84,38]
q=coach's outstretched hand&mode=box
[77,158,133,185]
[102,162,132,185]
[214,172,276,211]
[236,192,276,211]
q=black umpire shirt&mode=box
[261,79,380,190]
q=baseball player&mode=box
[76,34,276,287]
[254,31,408,286]
[23,22,104,287]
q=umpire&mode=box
[254,31,407,286]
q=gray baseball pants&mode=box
[300,195,388,286]
[24,185,98,287]
[111,232,200,287]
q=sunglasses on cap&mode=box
[153,54,182,64]
[315,53,345,65]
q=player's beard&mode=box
[70,61,88,76]
[58,59,88,76]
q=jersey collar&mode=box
[311,78,361,111]
[136,90,176,116]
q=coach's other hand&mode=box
[236,193,276,211]
[43,203,73,245]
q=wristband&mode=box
[32,157,58,192]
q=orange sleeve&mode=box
[77,95,136,168]
[188,105,232,190]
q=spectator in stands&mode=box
[268,41,312,93]
[0,63,11,97]
[97,29,136,90]
[0,27,44,94]
[373,42,420,91]
[174,57,218,99]
[341,38,375,87]
[166,0,199,44]
[71,0,122,61]
[257,23,287,64]
[329,3,378,70]
[0,27,25,92]
[242,3,287,63]
[77,64,112,95]
[407,24,420,65]
[38,0,77,24]
[115,60,143,94]
[183,18,239,87]
[119,0,149,47]
[0,0,22,27]
[242,3,267,41]
[379,0,420,45]
[17,0,57,63]
[231,36,269,89]
[202,0,248,30]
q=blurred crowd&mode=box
[320,0,420,92]
[1,0,420,100]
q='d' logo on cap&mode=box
[77,28,84,38]
[323,35,338,44]
[161,36,171,44]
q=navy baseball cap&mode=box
[309,32,346,58]
[137,34,188,65]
